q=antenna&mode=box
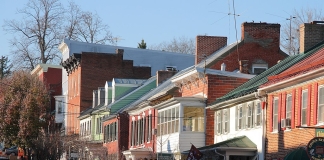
[110,36,124,46]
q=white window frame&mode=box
[273,97,279,132]
[216,111,222,135]
[255,101,262,127]
[318,86,324,124]
[286,94,292,120]
[223,109,229,134]
[301,90,308,126]
[237,104,245,130]
[246,102,254,128]
[252,63,268,74]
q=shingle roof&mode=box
[212,41,324,105]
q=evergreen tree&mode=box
[0,56,12,79]
[137,39,147,49]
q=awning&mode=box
[183,135,257,153]
[284,147,309,160]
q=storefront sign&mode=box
[316,129,324,137]
[307,137,324,160]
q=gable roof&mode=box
[210,40,324,107]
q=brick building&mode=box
[258,21,324,160]
[57,39,195,135]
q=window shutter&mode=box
[269,95,273,132]
[291,89,296,129]
[296,88,302,126]
[116,121,118,140]
[307,85,312,126]
[314,83,319,125]
[243,103,247,129]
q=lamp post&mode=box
[286,16,296,55]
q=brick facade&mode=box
[103,113,129,160]
[180,75,250,146]
[266,80,324,160]
[66,51,151,135]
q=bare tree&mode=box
[149,36,195,54]
[281,8,324,55]
[3,0,114,71]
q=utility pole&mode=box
[286,16,296,55]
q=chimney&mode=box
[239,60,249,74]
[156,70,177,86]
[98,87,105,106]
[195,36,227,65]
[116,49,124,55]
[241,22,280,45]
[92,90,98,108]
[221,63,226,71]
[299,21,324,53]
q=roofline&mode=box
[258,67,324,95]
[152,97,206,110]
[208,92,256,110]
[31,63,62,75]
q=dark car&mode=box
[5,146,18,156]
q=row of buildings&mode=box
[32,21,324,160]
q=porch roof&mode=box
[183,136,257,153]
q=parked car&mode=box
[5,146,18,156]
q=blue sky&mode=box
[0,0,323,59]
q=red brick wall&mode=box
[181,75,249,146]
[195,36,227,64]
[66,52,151,135]
[266,79,324,160]
[209,22,285,72]
[128,109,157,152]
[103,114,129,159]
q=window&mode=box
[104,122,118,143]
[216,111,222,135]
[247,102,254,128]
[215,109,229,135]
[255,101,261,126]
[237,104,246,130]
[301,90,308,126]
[252,63,268,75]
[273,98,279,131]
[286,94,292,127]
[183,107,204,132]
[158,106,180,136]
[96,117,103,134]
[318,86,324,123]
[131,121,135,146]
[223,109,229,133]
[148,114,152,142]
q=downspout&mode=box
[214,149,226,160]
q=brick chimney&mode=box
[195,36,227,65]
[299,21,324,53]
[156,70,177,86]
[241,22,280,45]
[239,60,249,74]
[116,48,124,55]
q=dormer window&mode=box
[252,63,268,75]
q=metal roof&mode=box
[113,78,147,85]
